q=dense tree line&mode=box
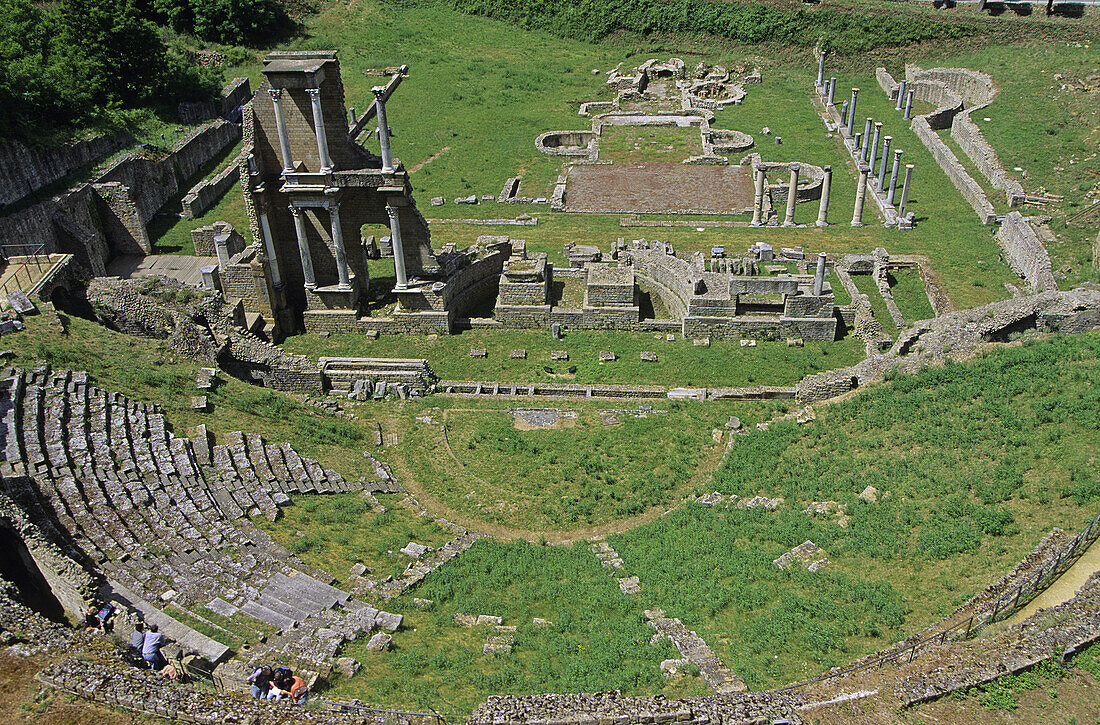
[0,0,289,139]
[444,0,972,52]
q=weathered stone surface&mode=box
[365,632,392,651]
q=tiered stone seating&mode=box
[0,366,404,672]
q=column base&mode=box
[850,221,864,228]
[782,221,796,228]
[816,221,829,228]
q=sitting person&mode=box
[248,665,273,699]
[84,603,113,633]
[129,621,145,657]
[141,623,168,670]
[287,673,309,705]
[266,669,290,701]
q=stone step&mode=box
[239,600,296,631]
[105,579,230,664]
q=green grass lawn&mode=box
[326,539,710,716]
[889,267,936,323]
[283,327,867,387]
[598,126,703,164]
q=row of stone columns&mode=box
[751,164,833,228]
[269,86,333,175]
[286,201,408,291]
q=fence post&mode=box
[964,615,973,639]
[990,598,1001,622]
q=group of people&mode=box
[130,621,172,675]
[247,664,310,705]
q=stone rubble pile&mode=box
[647,612,746,694]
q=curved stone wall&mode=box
[535,131,597,158]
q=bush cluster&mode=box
[441,0,973,53]
[136,0,289,46]
[0,0,219,138]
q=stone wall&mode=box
[0,184,113,276]
[182,149,247,219]
[995,211,1057,291]
[951,114,1025,206]
[910,116,997,225]
[0,133,130,207]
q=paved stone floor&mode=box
[563,163,755,214]
[107,254,217,289]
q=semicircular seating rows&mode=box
[0,364,404,674]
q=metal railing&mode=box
[0,242,50,302]
[778,509,1100,692]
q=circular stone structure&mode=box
[536,131,596,157]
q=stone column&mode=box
[877,136,893,190]
[268,89,295,174]
[853,133,862,159]
[386,203,408,288]
[904,89,915,121]
[258,212,283,288]
[898,164,914,219]
[327,201,351,288]
[846,88,859,136]
[887,149,903,206]
[868,122,882,179]
[861,118,873,163]
[896,80,907,111]
[816,52,825,89]
[212,232,230,269]
[816,165,832,227]
[827,78,837,106]
[751,166,766,226]
[373,87,394,174]
[306,87,333,173]
[783,165,799,227]
[851,166,869,227]
[289,205,316,289]
[348,107,356,126]
[840,101,848,127]
[813,252,827,295]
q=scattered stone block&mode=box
[400,542,431,558]
[476,614,503,626]
[365,330,379,339]
[375,611,403,631]
[661,659,691,678]
[601,412,621,426]
[349,563,368,577]
[196,368,216,389]
[774,540,829,571]
[272,492,290,506]
[7,291,36,315]
[693,337,710,347]
[698,492,724,506]
[796,406,815,424]
[666,334,676,341]
[206,598,238,618]
[618,576,641,595]
[725,416,741,430]
[859,485,879,503]
[644,608,666,621]
[453,613,478,627]
[413,598,434,609]
[550,350,569,361]
[532,618,552,627]
[365,633,392,651]
[787,337,804,348]
[640,351,657,362]
[509,349,527,359]
[455,194,478,204]
[160,589,178,602]
[598,351,616,362]
[336,657,361,677]
[430,197,445,206]
[190,395,208,412]
[740,339,757,347]
[469,348,487,358]
[738,496,782,510]
[712,428,723,444]
[484,634,514,654]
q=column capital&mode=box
[268,88,283,102]
[894,148,904,157]
[306,87,322,100]
[288,204,302,217]
[789,164,800,174]
[371,86,388,102]
[385,204,399,220]
[325,200,341,213]
[823,165,832,173]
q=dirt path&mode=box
[408,146,450,174]
[1005,534,1100,626]
[383,407,727,544]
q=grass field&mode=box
[283,327,868,387]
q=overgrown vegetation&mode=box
[0,0,220,139]
[436,0,974,52]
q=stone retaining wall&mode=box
[182,149,247,219]
[910,116,997,224]
[995,211,1057,291]
[0,184,113,275]
[0,133,130,207]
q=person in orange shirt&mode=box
[288,673,309,705]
